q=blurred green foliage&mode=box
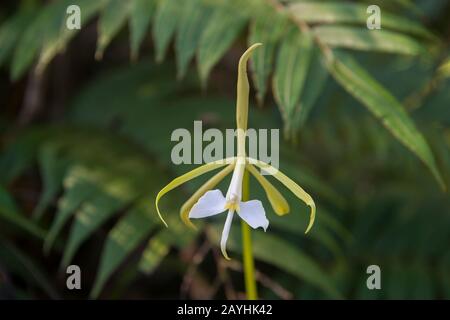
[0,0,449,299]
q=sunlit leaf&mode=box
[197,4,248,85]
[288,2,435,40]
[96,0,132,60]
[61,191,128,267]
[91,201,159,297]
[273,27,313,132]
[138,231,171,274]
[290,47,328,131]
[130,0,156,60]
[152,0,181,62]
[36,0,104,73]
[44,167,99,252]
[11,0,72,80]
[314,26,425,56]
[248,10,287,105]
[174,0,212,79]
[33,145,70,220]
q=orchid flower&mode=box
[156,43,315,259]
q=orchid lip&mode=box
[188,189,269,260]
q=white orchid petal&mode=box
[238,200,269,231]
[189,190,227,219]
[220,210,234,260]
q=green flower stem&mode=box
[241,171,258,300]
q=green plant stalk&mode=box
[241,171,258,300]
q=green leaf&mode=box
[0,185,45,239]
[0,4,35,67]
[96,0,132,60]
[11,0,72,80]
[314,26,425,56]
[152,0,181,62]
[326,52,445,189]
[248,11,287,105]
[61,191,128,267]
[0,240,58,299]
[37,0,104,73]
[137,210,195,274]
[272,27,313,130]
[291,47,328,131]
[437,57,450,79]
[288,2,435,40]
[175,0,213,79]
[44,167,98,253]
[56,160,141,264]
[33,145,70,220]
[90,200,158,298]
[197,4,248,85]
[130,0,156,60]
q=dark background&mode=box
[0,0,449,299]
